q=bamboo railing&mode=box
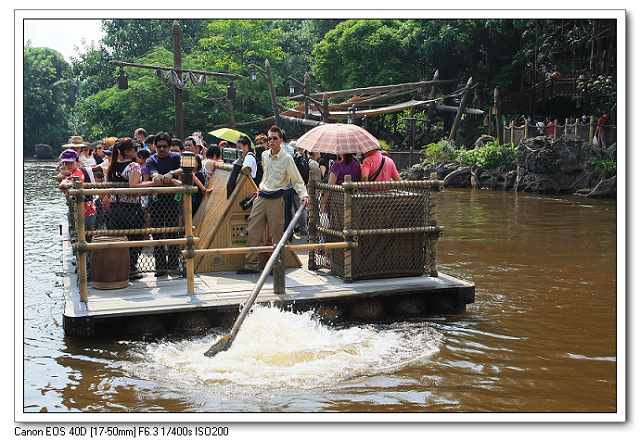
[66,172,444,302]
[66,178,198,302]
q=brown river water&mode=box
[20,160,620,423]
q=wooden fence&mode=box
[502,117,617,148]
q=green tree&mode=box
[71,20,229,140]
[23,43,76,156]
[269,20,319,91]
[74,47,196,140]
[407,19,524,103]
[197,20,287,124]
[312,20,420,91]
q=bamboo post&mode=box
[265,59,280,122]
[322,93,330,124]
[410,104,416,163]
[303,73,311,132]
[73,177,89,303]
[343,175,354,283]
[226,98,236,129]
[589,115,596,142]
[273,254,285,294]
[511,123,515,145]
[427,70,439,126]
[495,88,504,145]
[525,119,529,139]
[182,184,195,294]
[428,173,440,277]
[172,21,184,140]
[574,118,580,136]
[308,172,318,270]
[564,118,570,136]
[449,77,473,141]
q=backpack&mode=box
[322,159,335,183]
[246,151,263,187]
[79,166,95,184]
[293,151,310,185]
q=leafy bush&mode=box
[589,151,616,174]
[420,140,458,163]
[455,140,516,170]
[379,140,392,151]
[472,141,517,170]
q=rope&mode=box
[156,69,209,90]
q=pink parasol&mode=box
[295,123,380,155]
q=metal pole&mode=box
[303,73,311,132]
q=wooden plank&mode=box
[66,262,472,319]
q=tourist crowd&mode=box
[57,125,402,279]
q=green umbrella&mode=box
[208,128,253,146]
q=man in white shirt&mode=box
[237,125,309,274]
[237,136,257,179]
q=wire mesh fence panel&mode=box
[68,183,189,278]
[312,183,435,280]
[313,187,345,275]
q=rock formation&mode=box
[404,134,615,198]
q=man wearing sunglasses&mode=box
[146,131,184,277]
[237,125,310,274]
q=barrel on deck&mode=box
[91,236,130,289]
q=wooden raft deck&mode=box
[61,236,475,338]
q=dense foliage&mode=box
[23,18,617,157]
[589,150,616,174]
[23,44,76,156]
[421,139,517,171]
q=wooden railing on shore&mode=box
[499,116,617,148]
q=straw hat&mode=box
[62,135,90,150]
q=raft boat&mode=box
[60,160,475,338]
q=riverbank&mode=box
[405,134,616,198]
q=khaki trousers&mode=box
[244,196,285,271]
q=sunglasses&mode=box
[156,144,169,149]
[268,136,280,141]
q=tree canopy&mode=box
[23,18,617,156]
[23,43,76,155]
[313,20,420,91]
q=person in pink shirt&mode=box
[360,149,402,182]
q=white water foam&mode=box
[122,305,443,390]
